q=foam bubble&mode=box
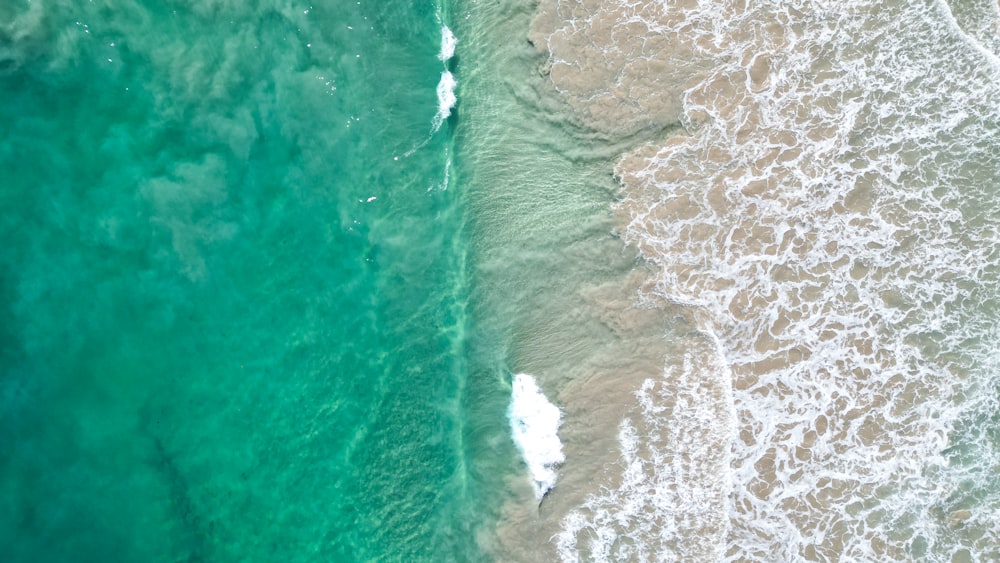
[508,373,565,500]
[438,26,457,61]
[431,70,456,132]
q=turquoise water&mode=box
[0,1,507,560]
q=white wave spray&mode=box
[431,70,456,132]
[439,25,457,61]
[431,24,457,132]
[508,373,565,500]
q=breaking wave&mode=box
[432,24,457,132]
[432,70,456,132]
[439,25,457,61]
[509,373,565,500]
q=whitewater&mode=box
[433,25,457,132]
[509,374,565,500]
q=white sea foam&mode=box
[508,373,565,500]
[556,342,736,562]
[431,26,457,132]
[438,25,457,61]
[431,70,456,132]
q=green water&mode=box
[0,1,497,560]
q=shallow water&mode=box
[530,0,1000,560]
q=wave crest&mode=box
[509,373,565,500]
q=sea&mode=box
[1,0,998,562]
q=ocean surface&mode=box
[0,1,485,560]
[3,0,1000,562]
